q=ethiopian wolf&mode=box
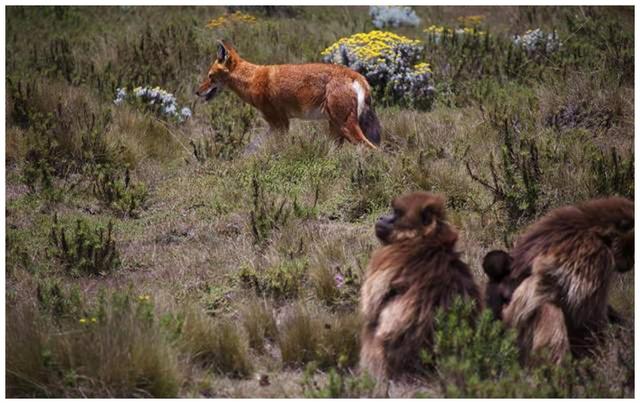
[196,40,381,148]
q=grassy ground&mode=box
[5,6,634,398]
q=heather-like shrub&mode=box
[114,86,192,122]
[321,31,435,109]
[513,28,562,56]
[424,24,487,45]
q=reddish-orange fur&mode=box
[196,40,380,148]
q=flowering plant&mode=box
[114,86,192,122]
[206,11,257,29]
[513,28,562,55]
[321,31,435,110]
[457,15,485,28]
[369,6,421,29]
[424,25,486,45]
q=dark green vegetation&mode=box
[6,6,634,397]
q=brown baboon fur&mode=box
[497,197,634,363]
[359,192,482,383]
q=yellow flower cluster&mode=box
[424,25,450,35]
[457,15,485,27]
[424,25,486,37]
[321,30,422,62]
[138,294,151,302]
[79,317,98,324]
[413,62,432,74]
[206,11,257,29]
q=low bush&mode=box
[249,171,293,245]
[92,165,149,217]
[301,365,377,398]
[49,215,120,277]
[238,258,307,300]
[419,297,627,398]
[322,31,435,109]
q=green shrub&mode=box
[9,82,114,176]
[21,149,63,203]
[238,258,307,300]
[588,147,634,199]
[49,215,120,276]
[425,29,534,107]
[466,117,541,228]
[249,172,292,245]
[422,298,521,396]
[35,278,83,320]
[92,165,149,217]
[301,365,377,398]
[420,297,626,398]
[191,92,256,162]
[339,153,395,221]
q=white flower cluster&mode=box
[114,86,192,122]
[513,28,562,55]
[388,66,435,108]
[369,6,421,29]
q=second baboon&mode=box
[494,197,634,363]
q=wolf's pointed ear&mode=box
[216,40,228,62]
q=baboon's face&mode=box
[375,192,445,245]
[196,41,234,101]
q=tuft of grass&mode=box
[279,305,360,370]
[6,290,183,398]
[239,296,279,354]
[178,307,254,378]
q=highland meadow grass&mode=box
[5,6,634,397]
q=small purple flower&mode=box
[334,274,345,288]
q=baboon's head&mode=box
[483,250,513,281]
[580,197,634,273]
[196,40,238,101]
[375,192,457,248]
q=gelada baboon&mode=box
[486,197,634,363]
[482,250,513,320]
[360,192,482,382]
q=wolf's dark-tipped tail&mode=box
[359,96,381,146]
